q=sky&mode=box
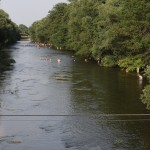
[0,0,68,27]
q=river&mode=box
[0,40,150,150]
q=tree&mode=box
[141,66,150,109]
[29,0,150,70]
[67,0,100,56]
[0,9,20,48]
[19,24,29,36]
[118,55,144,72]
[0,9,20,70]
[29,3,69,49]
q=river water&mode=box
[0,41,150,150]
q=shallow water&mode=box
[0,41,150,150]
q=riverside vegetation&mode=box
[0,9,20,70]
[0,7,29,70]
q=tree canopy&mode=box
[0,8,20,70]
[0,9,20,49]
[29,0,150,70]
[141,66,150,110]
[18,24,29,36]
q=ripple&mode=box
[51,72,72,82]
[39,125,55,133]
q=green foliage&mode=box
[144,66,150,81]
[101,56,117,67]
[29,3,69,49]
[0,9,19,70]
[0,9,20,48]
[141,66,150,110]
[142,50,150,66]
[19,24,29,36]
[67,0,100,56]
[118,56,143,71]
[29,0,150,71]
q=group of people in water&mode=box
[39,56,61,63]
[35,43,143,81]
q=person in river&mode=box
[125,68,129,73]
[136,67,143,80]
[85,59,88,62]
[138,74,143,80]
[57,58,61,63]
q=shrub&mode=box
[101,56,117,67]
[118,56,143,72]
[141,66,150,110]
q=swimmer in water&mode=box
[57,58,61,63]
[125,68,129,73]
[138,74,143,80]
[85,59,88,62]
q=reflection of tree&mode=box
[0,50,15,71]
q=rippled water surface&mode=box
[0,41,150,150]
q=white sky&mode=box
[0,0,68,27]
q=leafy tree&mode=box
[0,9,20,48]
[29,19,48,43]
[118,56,144,72]
[67,0,100,56]
[0,9,20,70]
[29,21,39,42]
[29,3,69,49]
[29,0,150,71]
[19,24,29,36]
[101,56,117,67]
[141,66,150,109]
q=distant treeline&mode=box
[19,24,29,38]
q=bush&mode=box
[101,56,117,67]
[118,56,143,72]
[141,66,150,110]
[141,85,150,110]
[144,65,150,80]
